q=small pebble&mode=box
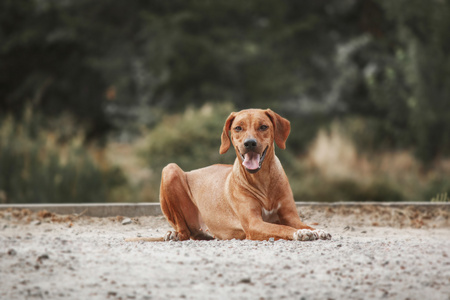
[37,254,50,263]
[122,218,132,225]
[239,278,251,284]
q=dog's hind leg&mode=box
[160,163,212,241]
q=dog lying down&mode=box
[126,109,331,242]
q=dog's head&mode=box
[219,109,290,173]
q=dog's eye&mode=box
[234,126,243,132]
[259,125,269,131]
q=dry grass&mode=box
[300,121,450,201]
[0,105,129,203]
[106,141,155,202]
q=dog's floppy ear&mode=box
[219,112,236,154]
[265,109,290,149]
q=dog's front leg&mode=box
[277,200,332,240]
[245,217,299,241]
[237,204,320,241]
[277,200,314,230]
[243,217,330,241]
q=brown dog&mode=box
[129,109,331,242]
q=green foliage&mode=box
[430,193,449,203]
[0,0,111,135]
[289,166,404,202]
[140,103,236,173]
[0,105,128,203]
[0,1,357,136]
[2,1,450,203]
[335,0,450,162]
[2,1,450,163]
[425,179,450,203]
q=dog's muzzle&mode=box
[240,146,268,174]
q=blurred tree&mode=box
[333,0,450,162]
[0,0,112,137]
[1,0,449,161]
[0,0,353,135]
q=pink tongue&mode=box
[242,152,261,170]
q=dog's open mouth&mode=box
[241,147,268,173]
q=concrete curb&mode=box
[0,203,162,218]
[0,202,448,218]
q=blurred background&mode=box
[1,0,449,203]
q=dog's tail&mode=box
[125,237,165,242]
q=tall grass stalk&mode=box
[0,105,128,203]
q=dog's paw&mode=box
[164,231,180,241]
[293,229,317,241]
[314,229,332,240]
[293,229,332,241]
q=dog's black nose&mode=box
[244,138,257,150]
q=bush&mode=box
[424,178,450,202]
[289,165,404,202]
[0,105,129,203]
[139,103,237,173]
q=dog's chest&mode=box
[261,205,280,223]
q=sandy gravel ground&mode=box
[1,206,449,300]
